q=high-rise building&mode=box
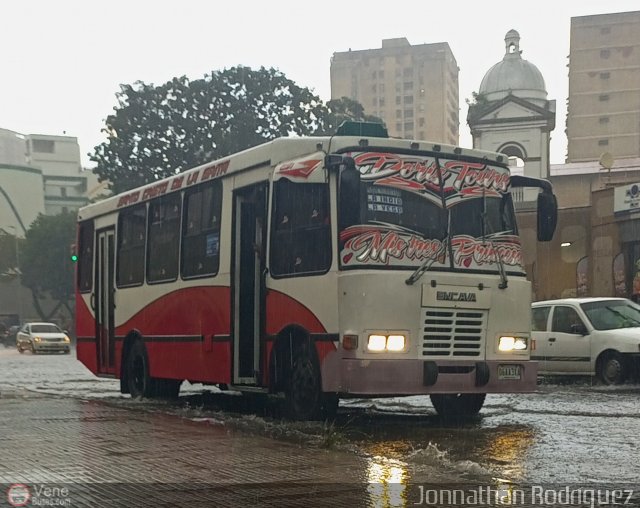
[330,38,459,145]
[566,11,640,163]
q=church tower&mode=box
[467,30,556,202]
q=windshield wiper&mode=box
[406,253,439,285]
[481,192,508,289]
[605,306,640,327]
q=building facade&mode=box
[566,11,640,162]
[330,38,459,145]
[0,128,98,235]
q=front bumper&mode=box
[33,342,70,353]
[322,357,537,395]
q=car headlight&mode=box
[33,336,41,343]
[498,336,528,352]
[64,336,70,343]
[367,334,406,352]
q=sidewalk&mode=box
[0,389,402,507]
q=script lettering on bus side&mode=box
[450,234,523,268]
[116,190,141,208]
[141,180,169,201]
[340,226,445,265]
[201,160,229,182]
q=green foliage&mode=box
[19,211,76,303]
[0,232,17,276]
[91,66,331,194]
[315,96,385,135]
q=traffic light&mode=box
[70,243,78,263]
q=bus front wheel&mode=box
[125,339,154,398]
[286,342,336,420]
[430,393,486,419]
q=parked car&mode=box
[16,322,71,354]
[531,297,640,384]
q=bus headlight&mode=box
[367,335,387,352]
[498,336,528,352]
[367,334,407,352]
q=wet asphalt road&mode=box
[1,346,640,505]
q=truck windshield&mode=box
[338,151,524,273]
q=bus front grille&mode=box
[421,308,486,358]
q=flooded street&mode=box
[2,346,639,494]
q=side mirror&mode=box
[537,191,558,242]
[570,323,588,335]
[338,157,361,230]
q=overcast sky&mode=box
[2,0,639,168]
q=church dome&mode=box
[479,30,547,102]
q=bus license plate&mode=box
[498,365,521,380]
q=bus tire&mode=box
[125,339,155,398]
[286,342,329,420]
[430,393,486,419]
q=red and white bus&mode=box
[76,123,557,419]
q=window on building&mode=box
[598,139,609,146]
[182,180,222,278]
[600,72,610,79]
[396,110,402,119]
[147,194,181,283]
[379,70,384,79]
[117,205,146,287]
[601,26,611,35]
[270,180,331,277]
[32,139,55,153]
[379,98,385,107]
[395,96,401,105]
[418,118,425,127]
[404,121,414,131]
[599,94,610,101]
[379,84,385,94]
[403,82,413,91]
[61,187,67,197]
[599,117,610,124]
[600,49,610,59]
[403,68,413,77]
[77,221,94,293]
[404,96,413,105]
[404,109,414,119]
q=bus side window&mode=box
[270,179,331,277]
[181,180,222,278]
[116,204,146,287]
[147,194,181,283]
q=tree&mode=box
[91,66,328,194]
[19,211,76,320]
[314,96,385,135]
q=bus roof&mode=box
[78,135,508,221]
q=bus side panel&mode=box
[76,293,97,374]
[114,286,231,384]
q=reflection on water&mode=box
[367,455,409,507]
[479,426,536,480]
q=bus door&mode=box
[95,228,116,375]
[232,183,267,384]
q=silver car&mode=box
[16,322,71,354]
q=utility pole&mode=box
[7,226,22,324]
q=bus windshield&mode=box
[339,151,524,273]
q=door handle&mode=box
[548,337,556,342]
[90,293,96,311]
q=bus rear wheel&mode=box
[286,343,336,420]
[430,393,486,419]
[126,339,154,398]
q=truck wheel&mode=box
[598,351,626,385]
[286,342,335,420]
[430,393,486,419]
[125,339,155,398]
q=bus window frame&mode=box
[77,219,95,293]
[116,203,147,289]
[180,179,223,280]
[146,193,182,285]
